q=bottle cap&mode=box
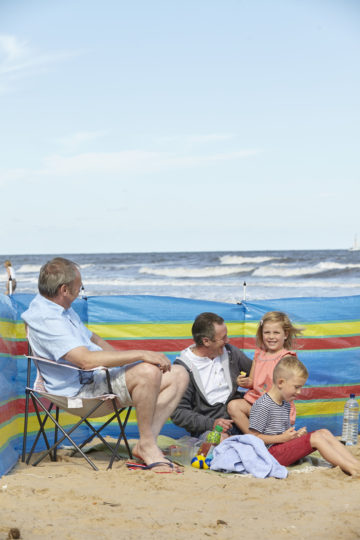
[350,393,355,399]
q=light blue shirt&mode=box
[21,294,102,396]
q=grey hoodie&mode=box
[170,343,252,437]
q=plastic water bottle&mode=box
[341,394,359,446]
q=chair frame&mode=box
[22,354,133,471]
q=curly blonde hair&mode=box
[256,311,303,350]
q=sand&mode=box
[0,441,359,540]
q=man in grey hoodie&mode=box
[170,312,252,437]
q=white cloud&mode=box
[0,33,85,90]
[40,148,259,176]
[0,35,28,66]
[0,148,259,187]
[187,134,237,143]
[318,192,337,199]
[155,133,237,144]
[0,167,28,185]
[56,130,108,150]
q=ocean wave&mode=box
[17,263,94,274]
[138,265,255,278]
[84,276,245,288]
[253,261,360,278]
[17,264,42,273]
[220,255,276,265]
[249,279,360,289]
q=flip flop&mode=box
[125,461,147,470]
[126,461,183,474]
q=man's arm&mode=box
[227,345,253,392]
[229,345,252,375]
[170,382,216,435]
[64,332,171,372]
[90,332,117,351]
[170,362,230,435]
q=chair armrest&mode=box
[24,355,114,395]
[24,354,100,372]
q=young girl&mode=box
[227,311,302,434]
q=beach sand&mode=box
[0,441,359,540]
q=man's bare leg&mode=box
[148,365,189,439]
[125,362,189,468]
[227,399,252,434]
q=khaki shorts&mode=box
[76,366,133,406]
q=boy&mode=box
[249,355,360,476]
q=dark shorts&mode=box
[268,432,314,466]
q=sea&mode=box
[3,249,360,303]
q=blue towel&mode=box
[210,434,288,479]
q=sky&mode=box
[0,0,359,254]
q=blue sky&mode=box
[0,0,359,254]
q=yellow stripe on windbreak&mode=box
[295,399,346,417]
[89,321,260,339]
[0,321,18,340]
[300,321,360,338]
[23,409,138,434]
[241,321,360,338]
[0,416,23,445]
[87,319,360,340]
[0,320,27,340]
[88,322,194,339]
[5,318,359,342]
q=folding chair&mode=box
[22,355,133,471]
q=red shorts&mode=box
[268,432,314,466]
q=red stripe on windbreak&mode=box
[295,336,360,350]
[14,334,360,356]
[233,336,360,350]
[0,339,28,355]
[2,398,55,420]
[111,338,195,352]
[109,335,360,352]
[0,401,21,424]
[14,341,28,355]
[0,337,19,355]
[298,385,360,401]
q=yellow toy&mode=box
[191,455,210,469]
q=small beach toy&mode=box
[239,371,246,376]
[191,455,210,469]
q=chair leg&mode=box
[26,396,55,465]
[54,406,59,461]
[107,406,133,470]
[30,395,101,470]
[22,388,31,462]
[22,356,33,462]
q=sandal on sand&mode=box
[126,461,183,474]
[125,461,146,469]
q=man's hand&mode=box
[296,426,307,437]
[213,417,233,433]
[140,351,172,373]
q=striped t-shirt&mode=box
[249,393,291,447]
